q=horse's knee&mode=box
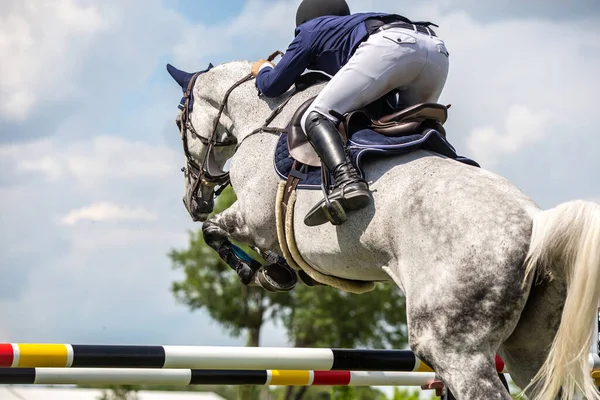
[202,217,227,249]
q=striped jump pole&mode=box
[3,343,486,373]
[0,368,437,387]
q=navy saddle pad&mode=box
[274,128,480,190]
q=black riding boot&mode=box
[303,111,371,226]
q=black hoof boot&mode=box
[219,243,262,285]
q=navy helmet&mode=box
[295,0,351,27]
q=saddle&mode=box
[287,92,449,167]
[274,71,478,191]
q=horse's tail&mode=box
[523,200,600,400]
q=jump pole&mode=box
[0,368,437,387]
[0,344,460,373]
[1,343,597,386]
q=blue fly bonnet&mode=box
[166,63,214,112]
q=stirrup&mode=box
[307,162,347,226]
[304,197,346,226]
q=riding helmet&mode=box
[295,0,351,27]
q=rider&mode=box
[251,0,449,226]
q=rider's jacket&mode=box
[256,12,400,98]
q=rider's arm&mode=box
[256,32,312,98]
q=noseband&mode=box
[178,51,283,219]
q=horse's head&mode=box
[167,62,242,222]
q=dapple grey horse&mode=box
[167,60,600,400]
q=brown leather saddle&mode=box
[287,96,449,167]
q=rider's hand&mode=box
[251,60,274,77]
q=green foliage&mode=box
[95,386,138,400]
[269,386,389,400]
[82,384,239,400]
[84,384,433,400]
[392,387,437,400]
[284,283,406,349]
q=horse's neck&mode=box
[228,83,290,142]
[227,79,326,144]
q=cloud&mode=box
[171,0,299,69]
[437,0,600,21]
[0,326,9,342]
[0,0,106,120]
[60,202,158,226]
[0,0,186,143]
[1,135,182,187]
[0,222,239,345]
[467,105,552,167]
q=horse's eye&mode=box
[181,167,185,173]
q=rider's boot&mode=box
[303,111,371,226]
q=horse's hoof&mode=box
[252,264,298,292]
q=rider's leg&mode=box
[301,28,450,226]
[302,110,371,226]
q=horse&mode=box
[165,59,600,400]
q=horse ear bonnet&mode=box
[166,63,214,112]
[295,0,350,27]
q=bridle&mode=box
[178,51,284,221]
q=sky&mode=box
[0,0,599,368]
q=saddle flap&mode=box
[287,96,322,167]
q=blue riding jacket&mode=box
[256,12,395,98]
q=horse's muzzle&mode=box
[183,194,214,222]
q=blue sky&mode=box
[0,0,598,363]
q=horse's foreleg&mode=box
[202,204,297,291]
[202,206,262,285]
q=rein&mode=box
[235,89,297,151]
[179,50,299,214]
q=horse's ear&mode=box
[167,63,215,91]
[166,64,194,91]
